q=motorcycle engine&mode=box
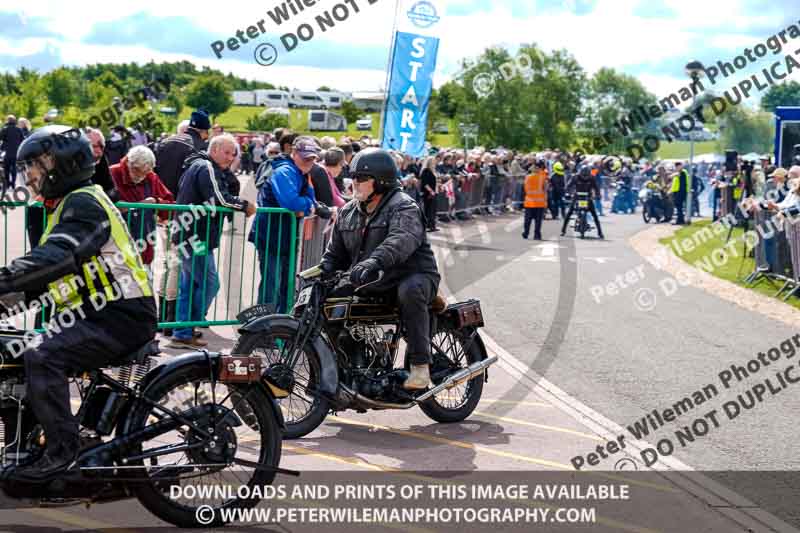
[338,324,397,399]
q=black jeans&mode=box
[523,207,544,239]
[549,189,564,219]
[423,196,437,230]
[332,273,438,365]
[673,193,686,224]
[561,199,603,236]
[3,157,17,189]
[23,299,156,456]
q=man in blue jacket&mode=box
[169,133,255,348]
[249,136,318,313]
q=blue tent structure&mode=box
[774,106,800,168]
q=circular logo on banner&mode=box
[407,1,440,28]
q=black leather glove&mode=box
[349,258,382,287]
[315,203,332,220]
[319,261,336,280]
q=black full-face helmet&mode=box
[350,148,402,195]
[17,125,95,199]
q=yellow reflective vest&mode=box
[40,185,152,312]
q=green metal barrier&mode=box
[0,200,299,332]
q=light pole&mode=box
[685,60,705,224]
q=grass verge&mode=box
[659,220,800,310]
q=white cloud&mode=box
[5,0,797,96]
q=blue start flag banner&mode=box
[380,0,442,157]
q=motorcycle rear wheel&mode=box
[419,328,485,423]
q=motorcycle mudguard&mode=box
[121,351,286,434]
[237,315,339,397]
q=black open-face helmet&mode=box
[350,148,401,195]
[17,125,94,199]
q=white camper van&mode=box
[232,91,256,106]
[289,91,326,109]
[315,91,348,108]
[254,90,289,108]
[308,110,347,131]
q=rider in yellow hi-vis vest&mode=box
[0,126,157,482]
[523,159,548,240]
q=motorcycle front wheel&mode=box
[233,327,330,439]
[419,327,485,423]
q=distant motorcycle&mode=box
[233,266,497,439]
[611,182,637,214]
[574,191,593,239]
[640,186,673,223]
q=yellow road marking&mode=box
[473,411,606,442]
[284,443,398,472]
[478,398,553,408]
[286,443,660,533]
[331,415,571,469]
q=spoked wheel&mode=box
[233,327,329,439]
[419,328,485,423]
[127,363,282,528]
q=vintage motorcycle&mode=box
[573,191,593,239]
[0,324,295,527]
[233,265,497,439]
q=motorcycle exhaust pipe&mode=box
[339,384,415,410]
[415,356,498,403]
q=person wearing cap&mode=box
[149,109,212,336]
[765,167,790,204]
[248,136,320,313]
[154,109,211,197]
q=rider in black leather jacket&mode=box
[561,165,604,239]
[320,148,440,390]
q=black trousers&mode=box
[23,299,156,456]
[3,158,16,189]
[332,273,438,365]
[549,190,564,219]
[561,199,603,236]
[673,193,686,223]
[523,207,544,239]
[423,196,437,230]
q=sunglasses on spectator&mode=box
[354,175,374,183]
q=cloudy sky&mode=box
[1,0,799,102]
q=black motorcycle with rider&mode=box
[0,126,290,527]
[233,148,496,438]
[560,166,604,239]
